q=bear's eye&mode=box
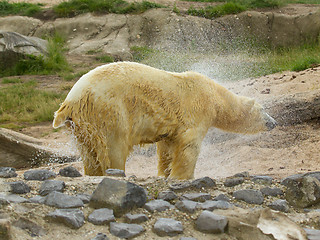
[66,117,73,121]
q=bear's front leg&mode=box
[157,139,174,178]
[168,130,203,180]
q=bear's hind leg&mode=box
[107,135,130,171]
[157,140,174,178]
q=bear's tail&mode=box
[52,102,72,129]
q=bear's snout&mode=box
[264,113,277,131]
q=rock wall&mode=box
[0,9,320,60]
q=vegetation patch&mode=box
[0,80,66,128]
[0,33,71,77]
[130,46,156,62]
[0,0,42,17]
[53,0,165,17]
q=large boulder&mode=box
[0,31,48,69]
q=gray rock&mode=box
[213,194,230,202]
[181,193,211,202]
[170,182,192,191]
[0,167,17,178]
[0,196,10,206]
[29,195,46,204]
[199,200,233,210]
[88,208,115,225]
[153,218,183,237]
[45,191,84,208]
[195,210,228,233]
[59,166,82,178]
[268,199,289,212]
[175,200,199,213]
[224,177,244,187]
[285,176,320,208]
[157,190,178,201]
[170,177,216,192]
[39,180,65,196]
[12,217,47,237]
[91,233,109,240]
[109,222,144,239]
[0,194,29,203]
[89,178,146,217]
[233,189,264,205]
[280,173,304,186]
[260,187,284,197]
[304,172,320,182]
[105,169,126,177]
[23,169,56,181]
[251,175,273,185]
[304,228,320,240]
[125,213,149,224]
[233,171,250,178]
[191,177,216,189]
[8,181,30,194]
[46,209,84,229]
[180,238,197,240]
[144,199,173,213]
[76,193,91,204]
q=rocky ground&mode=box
[1,1,320,239]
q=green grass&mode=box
[265,44,320,73]
[1,78,22,84]
[95,55,114,63]
[130,46,156,62]
[188,2,246,18]
[0,80,66,128]
[0,33,71,77]
[0,0,42,16]
[53,0,165,17]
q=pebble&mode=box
[268,199,289,212]
[24,169,56,181]
[251,175,273,185]
[199,200,233,210]
[39,180,65,196]
[180,237,197,240]
[46,209,85,229]
[191,177,216,189]
[157,190,178,201]
[124,213,149,224]
[233,189,264,204]
[195,210,228,233]
[233,171,250,178]
[0,194,29,203]
[91,233,109,240]
[44,191,84,208]
[175,200,199,213]
[224,177,244,187]
[88,208,115,225]
[153,218,184,237]
[260,187,284,196]
[181,193,211,202]
[144,199,173,212]
[76,193,91,204]
[213,194,230,202]
[29,195,46,204]
[109,222,144,239]
[8,181,30,194]
[0,167,17,178]
[59,166,82,177]
[105,169,126,177]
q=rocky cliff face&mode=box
[1,9,320,60]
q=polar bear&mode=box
[53,62,276,179]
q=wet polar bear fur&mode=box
[53,62,276,179]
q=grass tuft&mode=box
[0,80,66,128]
[0,0,42,17]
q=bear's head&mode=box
[239,98,277,134]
